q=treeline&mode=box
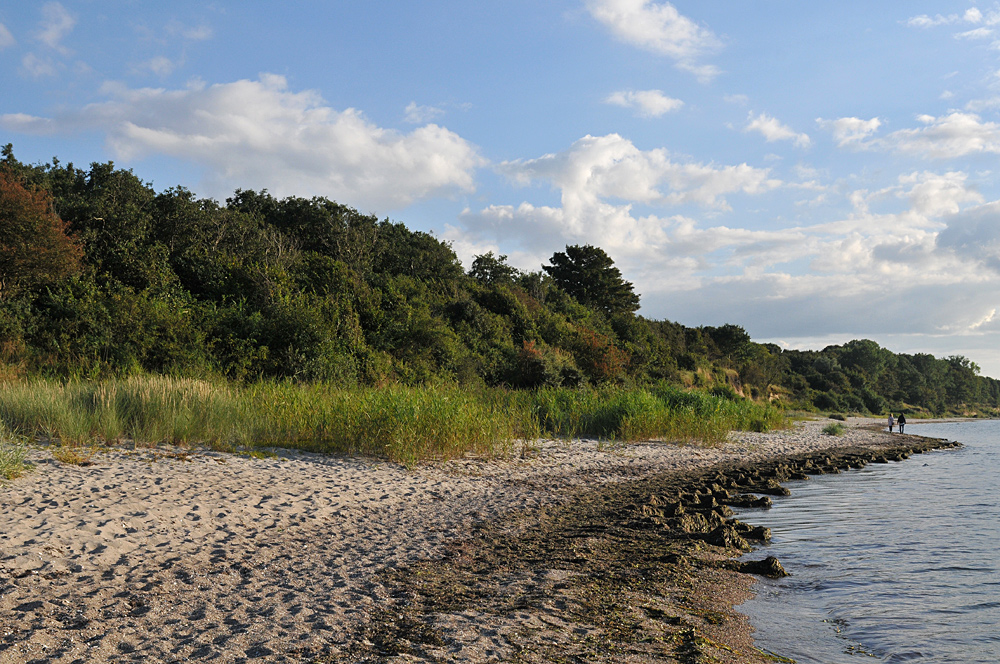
[1,145,998,417]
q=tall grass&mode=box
[518,383,783,445]
[0,377,784,463]
[0,422,31,480]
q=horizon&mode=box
[4,2,1000,376]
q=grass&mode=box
[517,384,784,445]
[0,377,787,464]
[0,423,32,480]
[822,422,846,436]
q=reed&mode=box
[0,423,31,480]
[0,377,785,463]
[521,384,785,445]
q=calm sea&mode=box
[734,420,1000,663]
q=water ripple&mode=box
[736,420,1000,663]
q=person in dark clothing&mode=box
[897,413,906,434]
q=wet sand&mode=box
[0,418,948,663]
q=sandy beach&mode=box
[0,418,952,663]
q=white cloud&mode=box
[724,93,749,106]
[404,101,446,124]
[448,133,782,275]
[937,200,1000,271]
[20,53,57,78]
[604,89,683,117]
[898,170,984,217]
[884,112,1000,159]
[165,21,213,41]
[497,133,780,211]
[745,112,811,148]
[36,2,75,54]
[955,27,993,39]
[0,74,486,211]
[907,9,984,28]
[137,56,178,77]
[0,22,15,50]
[586,0,721,81]
[817,116,881,148]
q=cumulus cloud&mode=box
[745,112,811,148]
[0,22,15,50]
[36,2,75,54]
[446,132,784,279]
[586,0,721,81]
[883,112,1000,159]
[937,201,1000,271]
[0,74,485,210]
[496,133,780,211]
[817,116,881,148]
[898,170,984,217]
[604,89,683,117]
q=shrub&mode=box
[822,422,846,436]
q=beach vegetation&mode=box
[0,423,31,480]
[822,423,846,436]
[0,378,783,462]
[1,142,999,462]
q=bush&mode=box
[822,422,846,436]
[828,412,847,421]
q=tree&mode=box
[469,251,520,286]
[0,168,82,298]
[542,244,640,316]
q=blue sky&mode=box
[6,2,1000,375]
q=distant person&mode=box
[887,413,895,433]
[897,413,906,434]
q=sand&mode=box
[0,418,932,663]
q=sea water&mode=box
[734,420,1000,663]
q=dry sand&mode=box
[0,418,929,663]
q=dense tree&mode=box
[0,168,82,298]
[0,144,998,415]
[469,252,520,286]
[543,244,640,316]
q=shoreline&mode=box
[0,418,960,663]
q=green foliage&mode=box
[543,244,640,316]
[519,383,783,443]
[0,144,997,425]
[0,422,31,480]
[469,251,520,286]
[822,423,846,436]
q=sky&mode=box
[6,2,1000,376]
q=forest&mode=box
[2,143,999,420]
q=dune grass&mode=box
[0,423,31,481]
[518,383,784,445]
[0,377,785,464]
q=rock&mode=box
[706,525,751,551]
[722,494,772,509]
[740,556,788,578]
[753,481,791,497]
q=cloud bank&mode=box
[1,74,485,210]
